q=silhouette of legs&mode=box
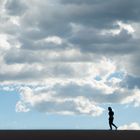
[109,118,117,130]
[112,123,117,130]
[109,122,112,130]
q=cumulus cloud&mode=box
[122,88,140,107]
[0,59,118,82]
[119,122,140,130]
[16,101,30,112]
[15,79,140,115]
[16,87,104,116]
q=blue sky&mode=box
[0,0,140,130]
[1,90,140,129]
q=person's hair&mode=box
[108,107,112,110]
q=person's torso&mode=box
[109,111,114,118]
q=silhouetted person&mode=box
[108,107,117,130]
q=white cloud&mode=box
[16,101,30,112]
[15,78,140,116]
[44,36,63,45]
[9,16,20,26]
[2,86,14,91]
[122,88,140,107]
[119,122,140,130]
[0,34,11,50]
[16,86,104,116]
[74,96,104,116]
[101,21,135,36]
[0,58,118,82]
[117,21,135,34]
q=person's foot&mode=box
[115,127,118,130]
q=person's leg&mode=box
[109,122,112,130]
[112,123,117,130]
[109,120,112,130]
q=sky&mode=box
[0,0,140,130]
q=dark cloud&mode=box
[61,0,102,5]
[5,0,27,15]
[53,83,133,103]
[68,28,138,55]
[61,0,140,22]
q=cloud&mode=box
[15,78,140,115]
[60,0,140,30]
[0,0,140,115]
[118,122,140,130]
[121,88,140,107]
[0,59,117,81]
[5,0,27,16]
[16,87,104,116]
[16,101,30,112]
[120,75,140,89]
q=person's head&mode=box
[108,107,112,111]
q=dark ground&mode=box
[0,130,139,140]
